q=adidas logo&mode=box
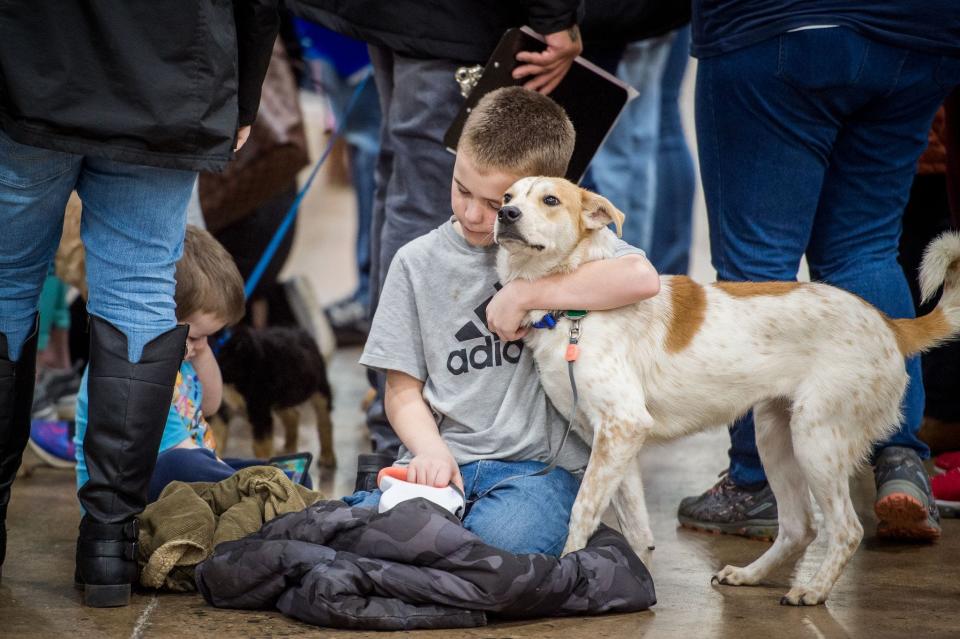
[447,284,524,375]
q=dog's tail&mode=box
[889,231,960,356]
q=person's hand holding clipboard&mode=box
[445,27,637,184]
[513,25,583,95]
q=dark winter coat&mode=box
[0,1,279,172]
[288,0,583,64]
[289,1,690,65]
[195,498,656,630]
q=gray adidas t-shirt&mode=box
[360,219,641,473]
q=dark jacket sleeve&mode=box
[522,0,584,35]
[234,0,281,126]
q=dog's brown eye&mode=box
[503,193,512,203]
[543,195,559,206]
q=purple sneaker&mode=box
[28,420,76,468]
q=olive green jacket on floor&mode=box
[138,466,323,591]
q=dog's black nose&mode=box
[498,205,522,224]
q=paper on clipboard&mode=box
[444,26,638,184]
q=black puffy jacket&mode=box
[0,1,279,172]
[196,499,657,630]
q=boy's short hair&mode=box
[175,225,245,325]
[459,86,575,177]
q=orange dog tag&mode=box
[565,343,579,362]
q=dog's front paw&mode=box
[711,565,759,587]
[779,585,827,606]
[561,536,587,557]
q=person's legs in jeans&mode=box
[650,26,696,275]
[801,48,956,537]
[74,157,195,605]
[0,131,80,360]
[462,460,581,556]
[686,27,953,538]
[0,130,81,577]
[78,158,194,362]
[319,63,381,330]
[586,36,672,253]
[681,31,852,537]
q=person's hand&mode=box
[184,335,208,362]
[407,448,463,490]
[513,25,583,95]
[235,125,252,151]
[486,280,531,342]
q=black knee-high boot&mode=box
[0,319,39,581]
[75,317,186,607]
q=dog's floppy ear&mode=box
[580,189,625,237]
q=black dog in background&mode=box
[215,326,336,468]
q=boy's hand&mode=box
[407,449,463,491]
[513,26,582,95]
[184,335,208,362]
[486,280,531,342]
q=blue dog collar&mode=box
[532,310,587,329]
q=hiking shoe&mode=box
[324,298,369,347]
[32,365,82,421]
[677,471,778,540]
[933,450,960,475]
[354,452,395,493]
[28,419,76,468]
[932,467,960,518]
[874,446,941,541]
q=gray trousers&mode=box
[365,46,464,452]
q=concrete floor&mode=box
[3,85,959,639]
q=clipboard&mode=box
[443,27,637,184]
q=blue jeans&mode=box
[309,59,381,308]
[696,28,960,485]
[584,35,673,253]
[147,448,313,503]
[0,129,195,363]
[343,460,581,556]
[651,27,696,275]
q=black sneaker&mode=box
[874,446,941,541]
[354,452,395,493]
[324,298,369,347]
[678,471,779,540]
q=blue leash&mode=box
[214,72,372,353]
[244,72,372,299]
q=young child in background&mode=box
[74,226,309,503]
[344,87,660,556]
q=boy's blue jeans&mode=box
[0,129,195,363]
[344,460,581,557]
[696,28,960,485]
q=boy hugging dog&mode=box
[342,87,658,556]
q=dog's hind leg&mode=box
[277,407,299,454]
[563,410,651,556]
[714,398,816,587]
[310,391,337,469]
[612,459,655,566]
[780,414,864,606]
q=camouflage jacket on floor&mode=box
[195,498,656,630]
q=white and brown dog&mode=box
[495,176,960,606]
